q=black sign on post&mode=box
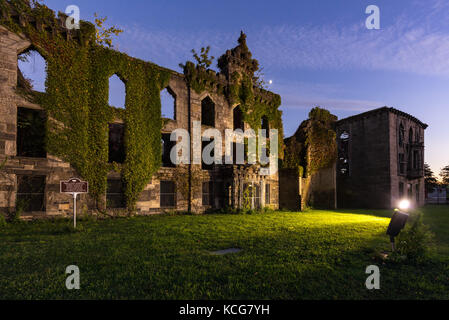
[60,178,88,228]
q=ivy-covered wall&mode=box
[0,0,170,212]
[181,32,284,160]
[281,107,337,209]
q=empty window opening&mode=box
[108,123,125,163]
[261,116,269,138]
[398,153,405,175]
[338,131,350,176]
[202,139,215,170]
[162,133,176,167]
[407,183,413,198]
[408,128,413,145]
[109,74,126,109]
[161,87,176,120]
[265,183,271,204]
[202,181,214,206]
[399,123,405,147]
[201,96,215,127]
[399,182,404,198]
[233,142,245,165]
[160,181,176,208]
[16,175,46,212]
[106,179,126,209]
[413,150,420,170]
[233,106,244,131]
[17,107,46,158]
[415,184,420,203]
[18,49,46,93]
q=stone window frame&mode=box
[233,105,244,131]
[202,181,214,206]
[160,180,176,208]
[16,174,46,212]
[265,183,270,205]
[106,178,126,209]
[201,95,215,128]
[398,122,405,147]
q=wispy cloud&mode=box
[116,1,449,77]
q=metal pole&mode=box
[73,193,77,228]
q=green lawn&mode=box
[1,206,448,299]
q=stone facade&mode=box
[336,107,427,209]
[280,107,427,210]
[0,24,279,218]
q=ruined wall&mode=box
[336,107,427,209]
[388,111,426,208]
[336,110,391,209]
[0,26,85,218]
[0,2,281,218]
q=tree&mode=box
[424,163,438,197]
[440,165,449,185]
[93,13,123,48]
[179,46,215,70]
[191,46,214,68]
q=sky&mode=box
[20,0,449,179]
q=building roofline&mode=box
[337,106,428,129]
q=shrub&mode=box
[393,213,435,263]
[0,214,6,228]
[8,198,28,222]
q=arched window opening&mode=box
[108,74,126,109]
[201,96,215,127]
[161,87,176,120]
[233,105,244,131]
[399,123,405,147]
[18,49,47,93]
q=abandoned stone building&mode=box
[0,2,427,218]
[0,1,281,218]
[336,107,427,209]
[280,107,427,210]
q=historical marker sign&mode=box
[60,178,88,228]
[60,178,88,194]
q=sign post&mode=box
[60,178,88,228]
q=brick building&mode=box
[0,3,280,218]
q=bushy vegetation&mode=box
[392,213,435,263]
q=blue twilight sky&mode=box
[22,0,449,178]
